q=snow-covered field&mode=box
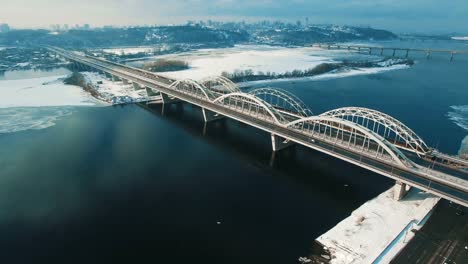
[316,187,439,264]
[0,75,98,134]
[148,45,409,81]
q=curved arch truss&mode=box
[286,116,416,168]
[320,107,429,156]
[200,76,241,94]
[249,87,313,118]
[213,92,286,124]
[169,79,216,101]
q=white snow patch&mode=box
[317,187,439,264]
[103,47,156,55]
[448,105,468,131]
[0,75,97,108]
[451,36,468,41]
[80,72,150,104]
[459,135,468,159]
[309,64,409,81]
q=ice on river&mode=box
[0,75,98,134]
[0,75,97,108]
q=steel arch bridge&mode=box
[49,46,468,207]
[320,107,430,156]
[200,76,240,94]
[285,116,416,168]
[248,87,313,118]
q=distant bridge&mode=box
[48,47,468,207]
[312,43,468,61]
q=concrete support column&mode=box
[145,87,160,97]
[202,108,223,122]
[271,134,295,152]
[133,82,143,90]
[393,181,410,201]
[122,78,129,85]
[160,92,180,104]
[111,75,121,82]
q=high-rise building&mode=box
[0,23,10,33]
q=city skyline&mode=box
[0,0,467,34]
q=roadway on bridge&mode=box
[48,47,468,207]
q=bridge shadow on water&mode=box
[140,102,395,207]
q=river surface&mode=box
[0,39,467,263]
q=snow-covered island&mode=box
[142,45,412,83]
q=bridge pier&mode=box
[271,134,295,152]
[405,49,409,58]
[380,48,384,56]
[202,108,223,122]
[145,87,160,97]
[392,49,396,57]
[160,92,180,104]
[122,78,129,85]
[133,82,143,90]
[393,181,411,200]
[111,75,121,82]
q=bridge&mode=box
[48,47,468,207]
[312,43,468,61]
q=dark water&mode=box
[0,39,467,263]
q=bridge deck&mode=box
[49,47,468,207]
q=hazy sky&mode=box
[1,0,467,33]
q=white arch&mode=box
[286,116,415,168]
[169,79,215,101]
[213,92,284,124]
[200,75,241,93]
[248,87,313,117]
[320,107,429,155]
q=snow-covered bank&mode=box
[148,45,407,82]
[316,187,439,264]
[80,72,149,104]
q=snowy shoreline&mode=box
[312,187,439,264]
